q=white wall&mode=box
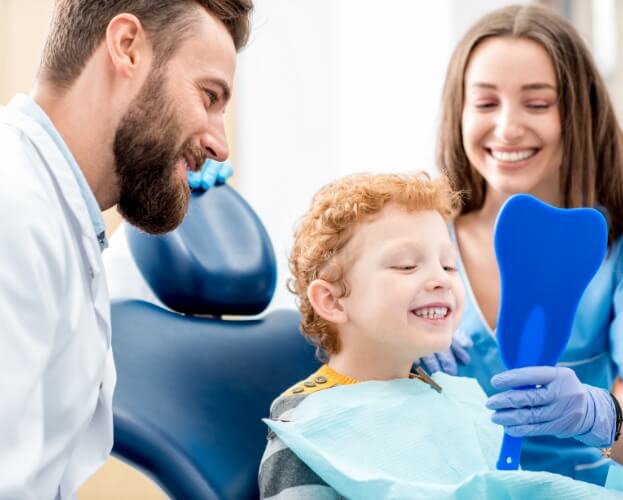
[0,0,54,104]
[236,0,528,311]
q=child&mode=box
[258,172,464,498]
[258,172,623,499]
[431,3,623,484]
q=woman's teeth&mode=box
[413,307,449,319]
[490,149,537,163]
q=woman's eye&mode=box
[526,102,551,110]
[474,101,497,110]
[391,265,416,271]
[443,265,458,272]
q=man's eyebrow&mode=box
[200,77,231,103]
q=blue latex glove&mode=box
[188,159,233,190]
[418,329,473,375]
[486,366,616,447]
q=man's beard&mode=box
[113,68,202,234]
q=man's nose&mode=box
[200,115,229,162]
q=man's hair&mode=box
[436,3,623,246]
[38,0,253,89]
[288,172,458,360]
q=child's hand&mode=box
[417,329,472,375]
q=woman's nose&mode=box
[494,105,524,144]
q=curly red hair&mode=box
[288,172,459,359]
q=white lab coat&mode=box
[0,105,115,498]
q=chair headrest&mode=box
[126,184,277,316]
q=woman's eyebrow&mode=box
[468,82,556,91]
[521,83,557,91]
[469,82,497,89]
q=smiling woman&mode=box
[434,3,623,486]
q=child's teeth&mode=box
[414,307,448,319]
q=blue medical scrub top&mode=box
[449,223,623,485]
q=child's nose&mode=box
[425,271,451,291]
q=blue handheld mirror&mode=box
[493,194,607,470]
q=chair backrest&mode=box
[111,186,319,500]
[125,185,277,316]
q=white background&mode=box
[235,0,528,310]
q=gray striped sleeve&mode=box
[259,393,341,499]
[263,483,340,500]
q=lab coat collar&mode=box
[8,94,108,251]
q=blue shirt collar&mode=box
[9,94,108,251]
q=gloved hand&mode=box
[486,366,616,447]
[417,329,473,375]
[188,159,233,190]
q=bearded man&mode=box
[0,1,252,497]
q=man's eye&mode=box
[202,88,218,106]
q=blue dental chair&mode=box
[110,185,320,500]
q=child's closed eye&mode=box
[390,264,417,271]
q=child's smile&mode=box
[410,303,453,324]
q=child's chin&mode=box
[410,331,453,356]
[430,336,453,354]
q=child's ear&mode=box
[307,279,348,324]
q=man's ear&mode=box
[105,13,148,78]
[307,279,348,325]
